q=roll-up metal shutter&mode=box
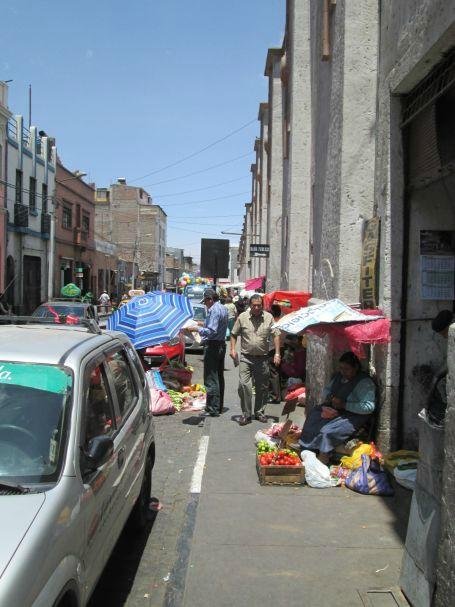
[402,49,455,189]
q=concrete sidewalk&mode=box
[182,358,412,607]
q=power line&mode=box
[144,152,253,188]
[130,118,257,183]
[167,213,243,219]
[154,175,249,197]
[167,225,222,236]
[160,190,249,208]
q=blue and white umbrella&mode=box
[107,292,193,348]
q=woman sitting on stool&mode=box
[299,351,375,464]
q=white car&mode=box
[0,320,155,607]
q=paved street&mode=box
[88,351,207,606]
[89,351,411,607]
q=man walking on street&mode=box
[98,290,111,314]
[230,294,281,425]
[196,289,228,417]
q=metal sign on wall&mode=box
[360,217,380,308]
[250,243,270,258]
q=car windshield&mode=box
[0,362,73,485]
[185,286,204,299]
[192,306,206,321]
[33,304,85,321]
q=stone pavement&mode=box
[181,353,413,607]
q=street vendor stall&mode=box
[263,290,312,315]
[272,298,390,358]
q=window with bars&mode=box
[82,213,90,240]
[42,183,48,214]
[62,206,72,229]
[15,170,22,204]
[29,177,36,212]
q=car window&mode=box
[105,350,137,420]
[124,343,146,387]
[84,363,115,448]
[0,362,73,484]
[33,304,85,320]
[192,306,206,321]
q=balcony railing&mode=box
[7,118,17,141]
[14,203,29,228]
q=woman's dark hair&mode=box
[339,351,361,369]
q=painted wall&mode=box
[306,0,379,409]
[265,49,284,291]
[281,0,312,292]
[375,0,455,449]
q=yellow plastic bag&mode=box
[340,443,374,469]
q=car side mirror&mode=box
[82,435,114,474]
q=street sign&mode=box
[250,243,270,258]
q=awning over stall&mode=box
[272,299,390,358]
[245,276,265,291]
[263,290,312,314]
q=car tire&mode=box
[130,454,152,530]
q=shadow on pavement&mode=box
[181,415,204,425]
[87,505,158,607]
[380,481,413,544]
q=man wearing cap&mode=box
[195,289,228,417]
[230,294,281,425]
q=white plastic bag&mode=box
[254,430,280,448]
[300,450,339,488]
[394,466,417,490]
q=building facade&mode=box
[54,162,97,297]
[0,82,11,297]
[165,247,184,289]
[5,112,56,313]
[95,179,167,291]
[239,0,455,455]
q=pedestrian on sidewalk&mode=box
[223,296,237,340]
[98,290,111,314]
[195,288,228,417]
[230,294,281,425]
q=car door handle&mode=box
[117,447,125,468]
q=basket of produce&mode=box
[256,442,305,486]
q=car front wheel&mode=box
[130,454,152,530]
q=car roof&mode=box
[0,325,123,366]
[38,301,90,307]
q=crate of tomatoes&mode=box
[256,445,305,486]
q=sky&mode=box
[2,0,284,262]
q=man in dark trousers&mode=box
[195,289,228,417]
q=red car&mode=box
[140,335,185,370]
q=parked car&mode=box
[32,299,99,324]
[184,303,207,352]
[0,320,155,607]
[183,284,207,301]
[140,336,185,369]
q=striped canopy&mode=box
[107,292,193,348]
